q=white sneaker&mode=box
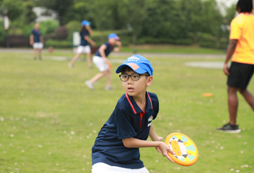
[105,86,113,91]
[85,81,94,90]
[68,63,74,69]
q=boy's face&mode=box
[120,69,153,97]
[108,38,117,44]
[35,23,39,29]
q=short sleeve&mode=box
[115,109,137,139]
[153,100,159,120]
[152,95,159,120]
[230,18,241,40]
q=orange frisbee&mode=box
[165,133,199,166]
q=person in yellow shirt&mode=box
[217,0,254,133]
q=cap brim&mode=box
[116,64,146,74]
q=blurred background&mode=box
[0,0,237,50]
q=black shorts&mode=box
[227,62,254,89]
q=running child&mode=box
[85,33,122,90]
[91,55,174,173]
[30,22,44,60]
[68,20,96,68]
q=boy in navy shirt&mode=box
[85,33,122,90]
[30,22,44,60]
[91,55,174,173]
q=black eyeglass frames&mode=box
[119,73,149,82]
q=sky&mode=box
[215,0,238,15]
[216,0,237,7]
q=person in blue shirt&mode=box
[68,20,96,68]
[30,22,44,60]
[91,55,175,173]
[85,33,122,90]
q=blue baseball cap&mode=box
[108,33,120,40]
[81,20,91,26]
[116,54,153,76]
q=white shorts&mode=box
[92,163,149,173]
[33,42,43,49]
[93,56,109,72]
[77,45,91,54]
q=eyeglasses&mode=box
[119,73,149,82]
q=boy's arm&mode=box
[84,35,96,46]
[122,137,174,162]
[149,123,163,141]
[113,41,122,52]
[85,25,93,35]
[223,39,238,76]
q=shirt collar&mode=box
[125,92,153,114]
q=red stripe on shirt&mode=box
[125,93,137,114]
[147,92,153,109]
[139,111,145,128]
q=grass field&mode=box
[122,44,225,54]
[0,50,253,173]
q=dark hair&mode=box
[236,0,253,12]
[79,26,88,35]
[120,66,133,73]
[120,65,150,76]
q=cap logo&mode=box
[127,56,139,62]
[127,63,139,70]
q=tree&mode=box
[125,0,148,45]
[141,0,189,39]
[225,4,237,24]
[2,0,24,21]
[23,1,37,24]
[35,0,73,25]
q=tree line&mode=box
[0,0,236,47]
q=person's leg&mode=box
[105,69,111,87]
[217,86,241,132]
[86,52,92,68]
[70,53,81,65]
[33,49,37,60]
[239,89,254,111]
[90,71,107,84]
[227,86,239,125]
[85,71,107,90]
[38,48,42,60]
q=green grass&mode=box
[0,50,253,173]
[121,45,224,54]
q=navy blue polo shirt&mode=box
[80,30,89,46]
[94,42,113,57]
[31,29,41,43]
[92,92,159,169]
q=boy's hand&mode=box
[158,142,175,163]
[104,58,112,70]
[154,136,163,153]
[113,41,122,52]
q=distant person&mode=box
[68,20,96,69]
[30,22,43,60]
[91,55,174,173]
[85,33,122,90]
[217,0,254,133]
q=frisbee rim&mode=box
[165,132,198,166]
